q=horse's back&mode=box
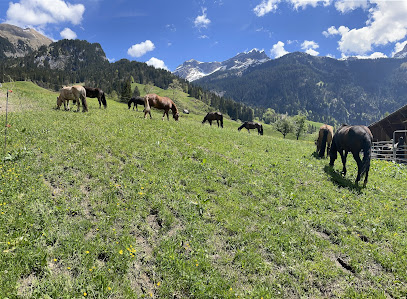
[335,125,372,151]
[59,86,75,100]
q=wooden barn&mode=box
[368,104,407,142]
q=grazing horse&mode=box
[128,96,145,111]
[202,112,223,128]
[316,124,334,158]
[57,85,88,112]
[329,124,373,187]
[144,93,179,121]
[84,87,107,108]
[238,121,263,135]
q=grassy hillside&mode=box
[1,82,406,298]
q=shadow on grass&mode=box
[323,165,363,192]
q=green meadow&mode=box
[0,81,406,298]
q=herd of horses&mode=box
[56,85,374,187]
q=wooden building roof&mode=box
[368,104,407,141]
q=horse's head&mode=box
[173,112,179,121]
[56,96,62,109]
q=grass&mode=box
[0,81,406,298]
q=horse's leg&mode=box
[209,120,212,126]
[339,150,348,176]
[363,168,369,187]
[352,151,363,185]
[135,104,137,111]
[98,96,101,108]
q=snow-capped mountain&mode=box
[394,44,407,59]
[173,49,270,82]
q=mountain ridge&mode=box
[0,23,52,58]
[173,49,270,82]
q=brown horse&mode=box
[144,94,179,121]
[202,112,223,128]
[316,124,334,158]
[57,85,88,112]
[84,86,107,108]
[330,124,373,187]
[238,121,263,135]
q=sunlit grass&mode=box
[0,81,406,298]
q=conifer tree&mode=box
[133,85,140,98]
[121,80,132,103]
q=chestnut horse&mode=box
[238,121,263,135]
[128,96,145,111]
[57,85,88,112]
[316,124,334,158]
[84,87,107,108]
[329,124,373,187]
[202,112,223,128]
[144,94,179,121]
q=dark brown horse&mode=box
[84,87,107,108]
[202,112,223,128]
[329,124,373,187]
[128,96,145,111]
[144,94,179,121]
[238,121,263,135]
[316,124,334,158]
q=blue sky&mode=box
[1,0,407,71]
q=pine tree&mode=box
[121,80,132,103]
[133,85,140,97]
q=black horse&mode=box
[329,124,373,187]
[238,121,263,135]
[84,87,107,108]
[128,96,145,111]
[202,112,223,128]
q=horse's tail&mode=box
[101,92,107,108]
[319,129,328,157]
[144,96,150,112]
[360,140,372,178]
[220,115,223,128]
[259,124,263,135]
[329,136,338,166]
[143,95,151,119]
[81,90,88,112]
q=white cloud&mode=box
[127,40,155,58]
[335,1,407,55]
[60,27,76,39]
[146,57,169,71]
[270,41,289,58]
[6,0,85,28]
[289,0,330,10]
[341,52,387,59]
[253,0,280,17]
[335,0,368,13]
[194,7,211,29]
[301,40,319,56]
[322,25,349,37]
[392,40,407,57]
